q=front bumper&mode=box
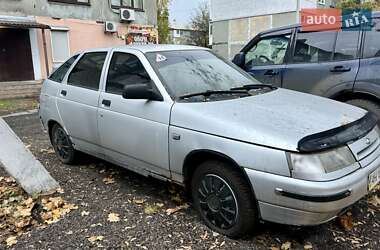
[245,152,380,226]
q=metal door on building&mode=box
[0,28,34,82]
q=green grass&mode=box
[0,98,38,116]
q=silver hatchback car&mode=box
[39,45,380,238]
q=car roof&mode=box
[257,11,380,36]
[79,44,209,54]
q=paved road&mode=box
[1,113,379,249]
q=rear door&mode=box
[282,29,360,97]
[56,50,109,155]
[355,18,380,97]
[241,29,293,86]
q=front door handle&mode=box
[60,90,67,96]
[102,99,111,107]
[264,70,279,76]
[330,65,351,73]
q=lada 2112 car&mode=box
[39,45,380,237]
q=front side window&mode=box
[49,55,78,83]
[333,31,360,61]
[146,50,258,98]
[245,34,290,67]
[106,52,150,95]
[68,52,107,90]
[293,31,336,63]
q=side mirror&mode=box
[122,83,163,101]
[232,52,246,68]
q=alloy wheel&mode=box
[197,174,238,230]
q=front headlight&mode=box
[288,146,356,181]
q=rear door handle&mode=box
[330,65,351,73]
[60,90,67,96]
[264,70,279,76]
[102,99,111,107]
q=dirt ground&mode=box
[0,113,379,250]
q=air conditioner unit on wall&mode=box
[120,8,136,22]
[105,21,118,33]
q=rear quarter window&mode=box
[48,55,78,83]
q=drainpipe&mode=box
[296,0,301,23]
[42,28,50,77]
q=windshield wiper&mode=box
[230,84,276,91]
[178,90,248,100]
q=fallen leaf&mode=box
[108,213,120,222]
[270,247,280,250]
[144,205,160,215]
[338,214,354,231]
[166,204,190,215]
[281,241,291,250]
[368,195,380,207]
[88,236,104,244]
[304,242,313,249]
[102,177,115,185]
[133,199,145,205]
[6,236,17,246]
[81,211,90,216]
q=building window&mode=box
[48,0,90,6]
[111,0,143,10]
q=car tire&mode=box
[51,124,77,164]
[346,99,380,123]
[191,160,258,238]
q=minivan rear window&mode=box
[364,30,380,58]
[293,31,336,63]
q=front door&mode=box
[0,28,34,81]
[242,30,292,87]
[98,50,171,178]
[56,51,108,155]
[282,30,360,97]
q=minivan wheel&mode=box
[51,124,77,164]
[191,161,257,238]
[346,99,380,123]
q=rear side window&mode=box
[49,55,78,83]
[68,52,107,90]
[333,31,360,61]
[293,31,336,63]
[106,52,151,95]
[364,30,380,58]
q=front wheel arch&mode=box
[182,150,255,198]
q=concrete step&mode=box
[0,80,42,100]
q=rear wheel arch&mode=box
[47,120,60,140]
[332,90,380,103]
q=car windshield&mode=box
[145,50,261,99]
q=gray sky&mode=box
[169,0,204,26]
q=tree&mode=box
[190,1,210,47]
[336,0,380,10]
[157,0,170,44]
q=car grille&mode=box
[348,126,380,168]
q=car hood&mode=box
[170,88,367,152]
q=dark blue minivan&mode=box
[233,12,380,119]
